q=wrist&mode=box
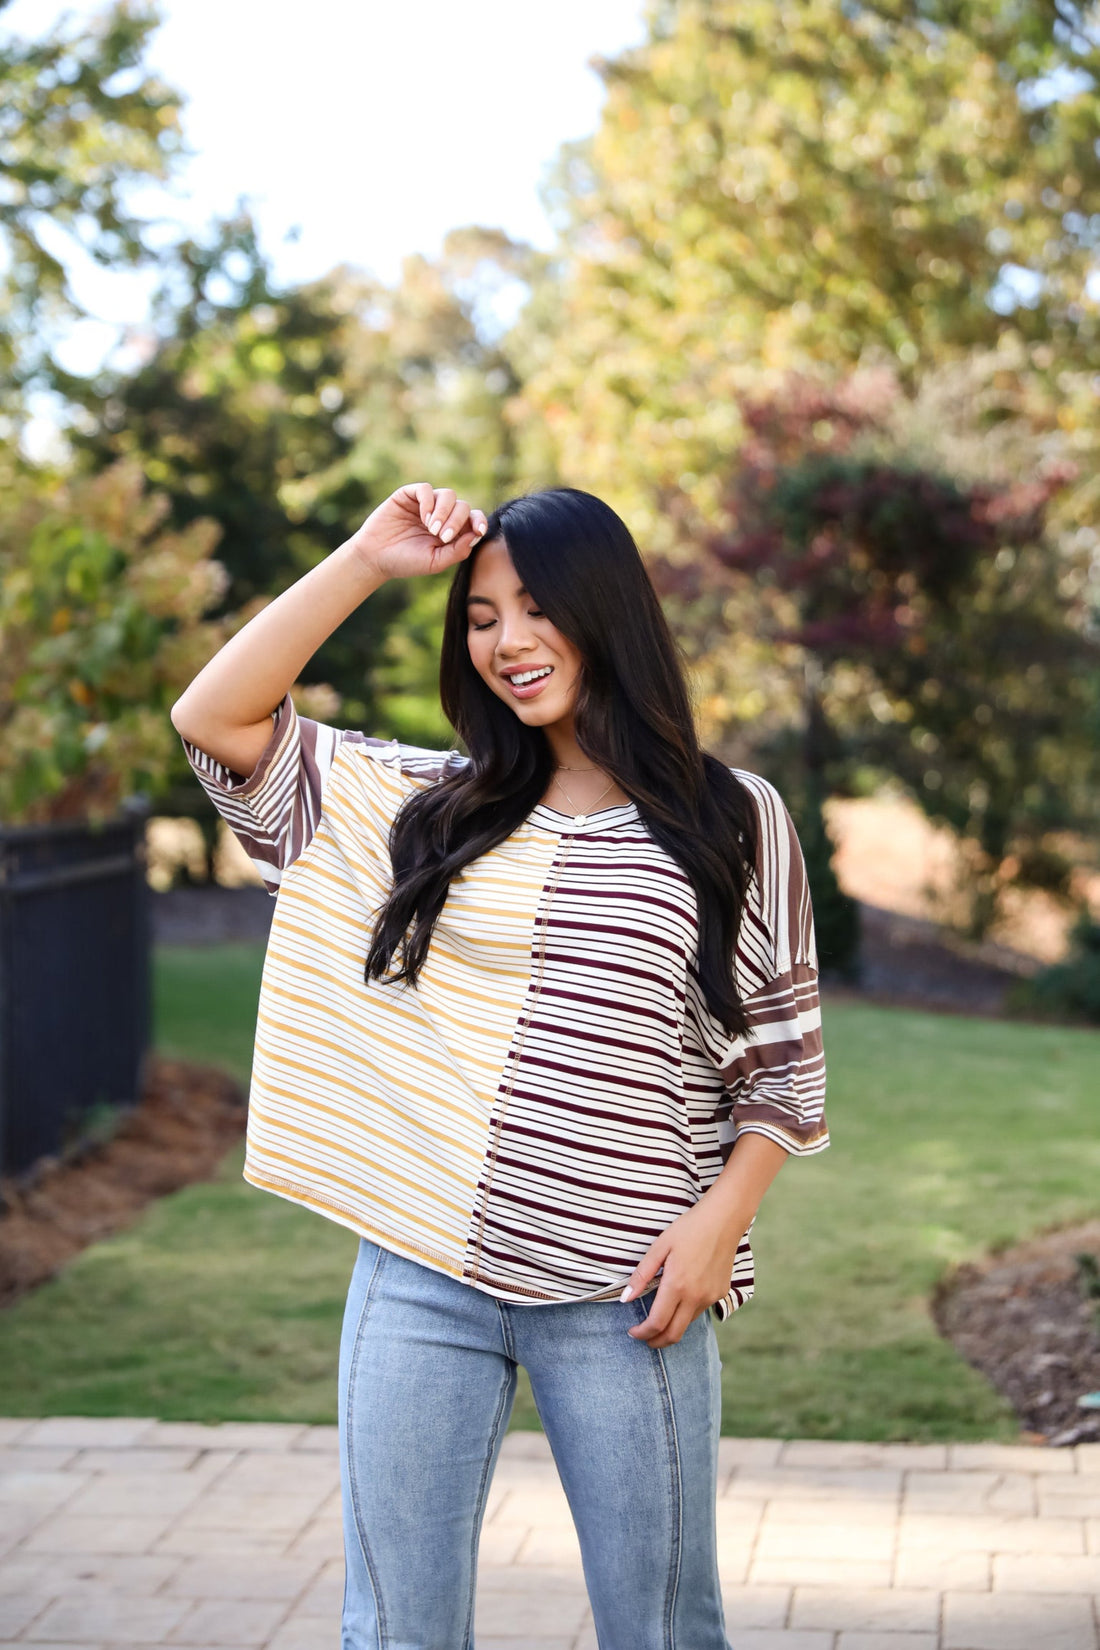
[338,532,389,590]
[699,1175,756,1234]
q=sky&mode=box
[4,0,650,372]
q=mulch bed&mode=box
[932,1221,1100,1446]
[0,1054,246,1308]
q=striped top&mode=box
[182,695,828,1322]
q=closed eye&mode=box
[470,609,544,631]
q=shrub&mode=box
[0,462,229,824]
[1006,906,1100,1027]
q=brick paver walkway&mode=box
[0,1419,1097,1648]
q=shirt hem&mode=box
[243,1163,741,1315]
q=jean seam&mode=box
[462,1354,516,1650]
[495,1297,516,1361]
[640,1309,684,1650]
[344,1242,390,1650]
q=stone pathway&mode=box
[0,1419,1097,1648]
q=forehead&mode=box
[467,536,523,599]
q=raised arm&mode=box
[170,483,487,777]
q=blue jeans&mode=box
[338,1237,732,1650]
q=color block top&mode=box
[181,696,828,1322]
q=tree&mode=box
[0,0,182,420]
[0,460,228,823]
[519,0,1100,547]
[67,217,534,746]
[696,370,1099,940]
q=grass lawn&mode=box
[0,943,1096,1438]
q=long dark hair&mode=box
[364,487,761,1040]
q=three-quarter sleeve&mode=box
[180,692,345,895]
[710,773,829,1157]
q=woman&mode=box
[171,481,829,1650]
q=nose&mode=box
[495,609,539,657]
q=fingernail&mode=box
[619,1285,634,1301]
[428,517,440,534]
[440,527,454,543]
[470,534,483,548]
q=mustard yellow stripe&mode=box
[261,979,505,1087]
[261,981,466,1084]
[415,961,525,1011]
[263,944,522,1064]
[274,907,525,1011]
[244,1152,462,1252]
[247,1096,476,1219]
[255,1004,487,1126]
[433,938,531,964]
[249,1059,483,1173]
[293,853,371,902]
[262,949,359,1001]
[335,770,407,828]
[273,913,372,970]
[408,983,518,1053]
[242,1165,466,1276]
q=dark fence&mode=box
[0,809,150,1178]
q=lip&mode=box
[500,665,554,700]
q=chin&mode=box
[498,694,571,729]
[509,700,560,724]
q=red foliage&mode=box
[702,373,1075,659]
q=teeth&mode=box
[509,667,552,686]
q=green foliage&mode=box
[67,219,533,749]
[522,0,1100,540]
[371,576,455,749]
[0,461,228,822]
[685,368,1100,940]
[0,0,182,409]
[1007,907,1100,1026]
[793,777,862,982]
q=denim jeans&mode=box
[338,1237,733,1650]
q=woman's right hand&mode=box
[350,483,488,582]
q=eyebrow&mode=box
[466,586,529,607]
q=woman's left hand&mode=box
[621,1198,747,1348]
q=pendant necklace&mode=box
[552,768,616,827]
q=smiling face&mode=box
[465,536,584,731]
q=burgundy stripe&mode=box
[531,950,687,1000]
[542,915,688,958]
[517,1018,683,1067]
[486,1149,699,1206]
[473,1221,660,1271]
[488,1113,693,1168]
[536,984,681,1032]
[483,1180,695,1233]
[502,1052,684,1106]
[554,886,699,928]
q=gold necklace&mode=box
[551,769,616,826]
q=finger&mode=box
[647,1303,699,1349]
[452,508,490,553]
[436,498,471,545]
[621,1243,668,1302]
[464,508,490,548]
[627,1274,678,1340]
[400,482,435,525]
[426,488,457,537]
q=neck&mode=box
[542,716,592,771]
[537,718,633,814]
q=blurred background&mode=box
[0,0,1097,1442]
